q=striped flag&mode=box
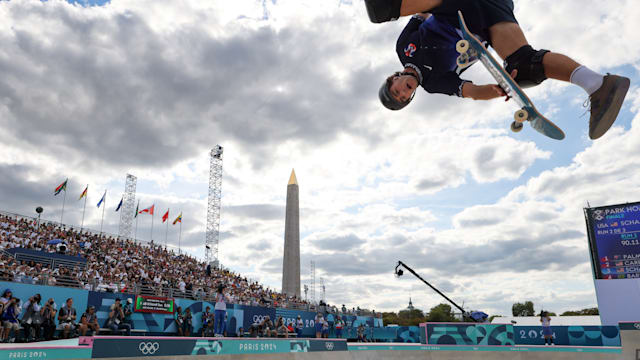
[139,204,154,215]
[172,213,182,225]
[115,197,123,212]
[78,186,88,200]
[54,179,68,196]
[134,200,140,218]
[162,210,169,223]
[97,191,106,208]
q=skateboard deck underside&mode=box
[457,11,565,140]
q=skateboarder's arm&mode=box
[461,82,506,100]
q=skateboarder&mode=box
[368,0,630,139]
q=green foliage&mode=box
[511,301,535,316]
[560,307,599,316]
[426,303,456,322]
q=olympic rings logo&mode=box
[138,342,160,355]
[253,315,268,323]
[634,323,640,330]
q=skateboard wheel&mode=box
[456,54,469,67]
[456,40,469,54]
[510,121,523,133]
[514,109,528,123]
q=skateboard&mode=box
[455,11,565,140]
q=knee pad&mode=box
[365,0,402,23]
[504,45,549,88]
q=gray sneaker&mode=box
[588,74,630,139]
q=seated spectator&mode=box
[2,297,21,342]
[261,316,277,337]
[105,298,131,336]
[276,316,288,338]
[40,298,57,341]
[58,298,77,339]
[21,294,42,342]
[183,308,193,336]
[78,306,99,336]
[249,319,262,337]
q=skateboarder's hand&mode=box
[462,83,508,101]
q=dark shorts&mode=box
[430,0,517,44]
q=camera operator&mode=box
[21,294,42,342]
[78,306,99,336]
[2,297,21,342]
[40,298,57,340]
[57,298,77,338]
[105,298,131,336]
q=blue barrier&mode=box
[513,326,620,346]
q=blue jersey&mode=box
[396,15,486,97]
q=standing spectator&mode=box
[314,312,324,338]
[40,298,57,341]
[174,306,184,336]
[2,297,21,342]
[276,316,288,338]
[105,299,131,336]
[79,306,99,336]
[295,315,304,338]
[201,306,212,337]
[58,298,77,339]
[21,294,42,341]
[334,316,344,339]
[214,285,228,337]
[183,308,193,336]
[122,298,134,329]
[321,316,329,338]
[357,324,366,342]
[540,311,554,346]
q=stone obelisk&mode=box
[282,169,301,298]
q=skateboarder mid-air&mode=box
[366,0,630,139]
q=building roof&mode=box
[491,316,601,326]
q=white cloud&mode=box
[0,0,638,317]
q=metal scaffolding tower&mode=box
[118,174,137,240]
[206,145,223,267]
[310,260,316,303]
[320,277,326,302]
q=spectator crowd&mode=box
[0,212,378,343]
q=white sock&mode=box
[570,66,604,95]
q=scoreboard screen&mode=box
[585,202,640,280]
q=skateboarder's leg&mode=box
[365,0,441,23]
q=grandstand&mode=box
[0,209,381,341]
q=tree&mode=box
[560,307,599,316]
[511,301,535,316]
[426,303,456,322]
[397,308,426,326]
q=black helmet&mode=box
[378,71,419,111]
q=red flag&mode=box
[162,210,169,223]
[139,204,155,215]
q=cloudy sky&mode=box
[1,0,639,317]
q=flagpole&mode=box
[100,190,106,234]
[80,185,88,230]
[150,209,154,243]
[165,208,169,249]
[178,220,182,255]
[134,200,140,243]
[60,188,67,224]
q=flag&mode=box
[600,256,609,262]
[173,213,182,225]
[115,197,123,212]
[135,201,140,218]
[615,261,624,266]
[78,186,88,200]
[139,204,155,215]
[162,210,169,223]
[97,191,106,208]
[54,179,68,196]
